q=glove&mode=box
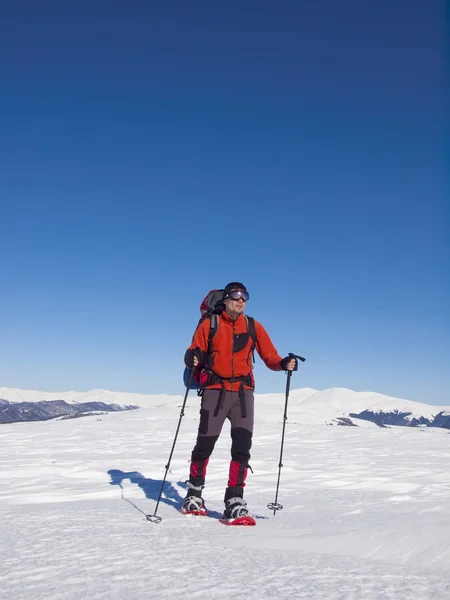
[281,355,298,371]
[184,347,206,369]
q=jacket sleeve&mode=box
[254,320,283,371]
[187,319,210,354]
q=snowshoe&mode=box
[220,495,255,525]
[219,515,256,526]
[180,495,207,516]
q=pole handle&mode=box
[288,352,306,362]
[286,353,306,371]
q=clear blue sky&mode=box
[1,1,448,404]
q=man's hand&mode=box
[281,356,297,371]
[184,348,203,368]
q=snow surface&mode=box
[1,395,450,599]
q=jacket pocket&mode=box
[233,332,249,353]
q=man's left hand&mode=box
[281,356,297,371]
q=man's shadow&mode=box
[107,469,223,519]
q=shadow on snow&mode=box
[107,469,224,520]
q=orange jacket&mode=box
[188,311,283,391]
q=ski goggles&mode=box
[224,289,249,302]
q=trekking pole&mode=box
[146,368,195,523]
[268,353,306,516]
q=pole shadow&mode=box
[107,469,223,520]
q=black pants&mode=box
[188,389,254,494]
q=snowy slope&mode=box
[0,386,182,408]
[0,402,449,599]
[268,387,447,426]
[1,385,448,427]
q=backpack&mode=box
[183,289,257,389]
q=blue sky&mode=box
[1,1,448,404]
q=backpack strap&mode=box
[245,316,257,344]
[207,313,219,358]
[244,315,257,363]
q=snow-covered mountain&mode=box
[0,385,449,428]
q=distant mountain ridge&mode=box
[0,398,139,424]
[0,386,449,428]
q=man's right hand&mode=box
[184,348,203,368]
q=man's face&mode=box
[224,289,248,316]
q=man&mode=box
[183,282,297,521]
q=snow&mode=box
[0,386,175,408]
[1,385,448,426]
[1,394,450,599]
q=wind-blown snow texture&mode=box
[1,394,449,599]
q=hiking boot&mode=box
[180,481,207,515]
[223,496,249,520]
[181,495,207,515]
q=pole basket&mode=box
[146,514,162,523]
